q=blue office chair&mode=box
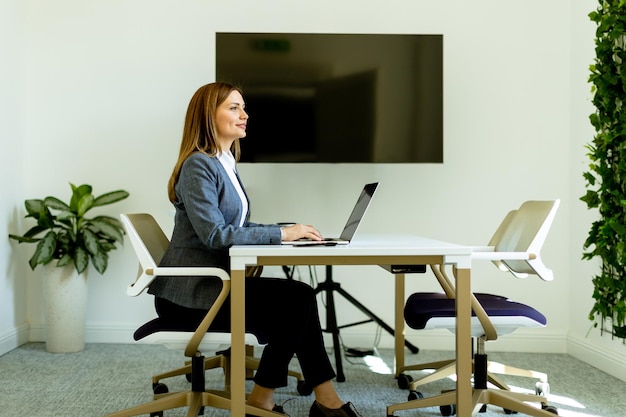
[388,200,560,417]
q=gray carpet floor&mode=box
[1,343,624,417]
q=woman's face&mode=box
[215,90,248,144]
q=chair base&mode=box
[105,355,287,417]
[105,389,284,417]
[392,352,556,417]
[152,345,306,392]
[399,358,548,392]
[387,388,557,417]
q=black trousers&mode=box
[155,277,336,389]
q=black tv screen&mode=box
[216,33,443,163]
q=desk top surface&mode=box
[230,234,471,260]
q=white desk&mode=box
[229,235,473,417]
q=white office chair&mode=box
[105,213,288,417]
[388,200,560,417]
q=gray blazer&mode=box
[148,153,282,309]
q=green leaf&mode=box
[73,183,92,197]
[76,194,94,218]
[36,214,56,230]
[93,190,129,207]
[22,225,50,239]
[582,171,596,186]
[8,233,41,243]
[28,251,39,270]
[608,219,626,235]
[92,215,124,230]
[580,190,600,208]
[70,183,92,212]
[24,199,45,216]
[91,250,108,275]
[55,211,76,222]
[33,231,57,266]
[57,253,72,267]
[44,196,71,212]
[74,246,89,274]
[90,218,124,243]
[82,228,100,256]
[99,241,116,251]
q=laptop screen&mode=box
[339,182,379,241]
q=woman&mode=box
[148,82,361,417]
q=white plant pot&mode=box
[42,264,88,353]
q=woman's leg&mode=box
[154,279,348,413]
[239,277,336,389]
[247,385,277,411]
[240,278,342,412]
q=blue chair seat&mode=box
[404,292,547,337]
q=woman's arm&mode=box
[177,154,282,248]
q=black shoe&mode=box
[309,401,361,417]
[246,404,285,417]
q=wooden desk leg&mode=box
[231,268,246,417]
[394,273,405,377]
[455,267,472,417]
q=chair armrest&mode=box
[151,266,231,281]
[127,266,231,297]
[470,250,535,279]
[471,252,536,261]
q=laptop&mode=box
[282,182,379,246]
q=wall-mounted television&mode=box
[216,33,443,163]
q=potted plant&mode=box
[581,2,626,339]
[9,183,129,352]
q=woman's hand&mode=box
[281,224,323,241]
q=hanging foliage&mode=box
[581,1,626,339]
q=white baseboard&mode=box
[0,324,29,356]
[567,334,626,382]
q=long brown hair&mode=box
[167,82,243,203]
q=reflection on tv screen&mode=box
[217,33,443,163]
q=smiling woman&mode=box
[214,89,249,149]
[147,81,363,417]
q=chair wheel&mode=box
[297,380,313,396]
[535,381,550,396]
[397,373,413,389]
[152,383,169,395]
[439,404,456,416]
[408,390,423,401]
[151,382,167,417]
[542,405,558,415]
[503,409,518,414]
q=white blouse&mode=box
[218,151,248,227]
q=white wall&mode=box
[2,0,623,381]
[0,0,29,353]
